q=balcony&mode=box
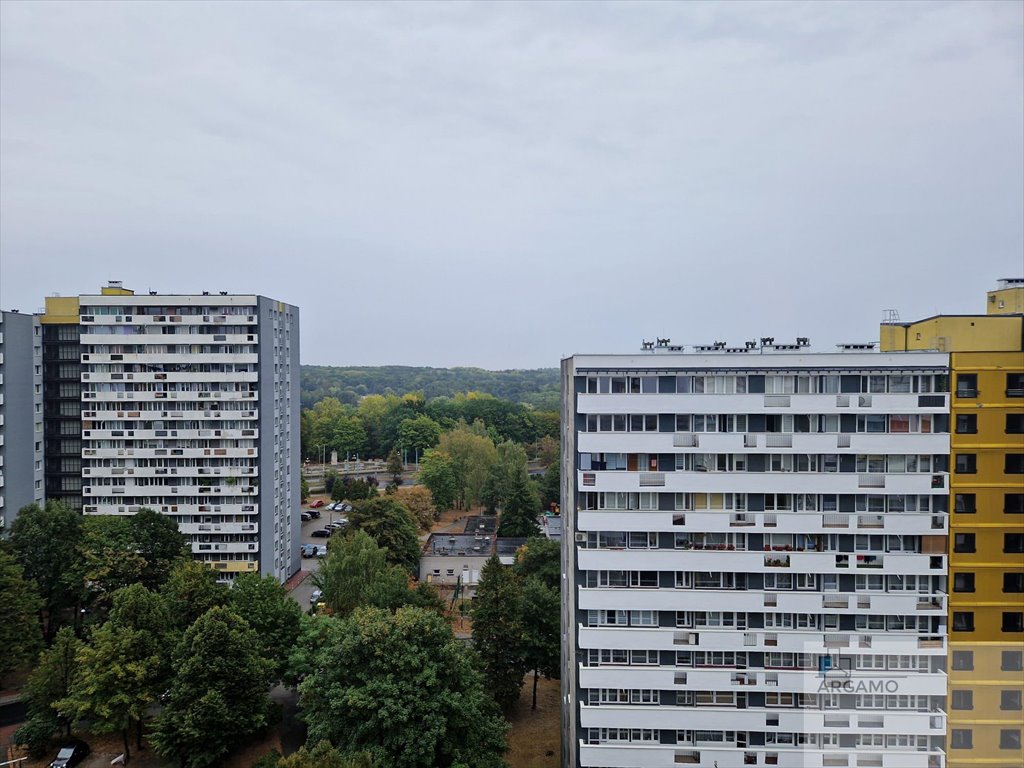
[764,555,790,568]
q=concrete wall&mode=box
[0,311,44,530]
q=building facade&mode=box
[561,347,951,768]
[0,310,44,530]
[881,279,1024,768]
[41,294,85,512]
[76,285,300,583]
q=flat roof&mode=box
[463,516,497,534]
[424,533,492,557]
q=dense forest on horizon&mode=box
[301,365,561,411]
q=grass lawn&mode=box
[506,674,561,768]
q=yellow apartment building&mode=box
[882,278,1024,768]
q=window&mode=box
[951,729,973,749]
[1002,612,1024,633]
[1008,373,1024,397]
[956,414,977,434]
[1008,414,1024,434]
[953,573,976,593]
[954,533,976,553]
[1005,454,1024,474]
[951,651,974,671]
[1006,534,1024,554]
[953,612,975,632]
[1003,651,1023,671]
[1005,573,1024,593]
[1000,730,1021,750]
[956,374,978,398]
[951,690,973,710]
[954,494,976,513]
[1001,690,1022,711]
[955,454,977,474]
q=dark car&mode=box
[310,528,331,538]
[308,509,321,519]
[300,511,312,522]
[50,740,90,768]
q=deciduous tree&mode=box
[128,508,189,589]
[513,537,561,591]
[299,607,507,768]
[159,559,229,632]
[393,486,437,531]
[348,497,421,573]
[418,450,458,511]
[16,626,82,753]
[521,577,560,710]
[398,415,442,458]
[313,531,415,618]
[277,741,374,768]
[228,572,303,681]
[9,500,85,638]
[151,607,275,768]
[61,585,173,761]
[0,550,42,679]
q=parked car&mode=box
[310,529,331,538]
[310,499,325,508]
[310,588,323,606]
[300,512,312,522]
[316,547,328,558]
[308,509,321,519]
[300,543,316,558]
[338,502,353,512]
[50,740,90,768]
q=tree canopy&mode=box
[151,607,275,768]
[228,572,304,681]
[348,497,421,574]
[0,550,42,678]
[298,606,507,768]
[472,556,527,713]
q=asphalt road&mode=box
[290,515,326,609]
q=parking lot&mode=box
[290,499,349,609]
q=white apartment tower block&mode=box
[561,348,951,768]
[78,287,300,583]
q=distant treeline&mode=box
[301,365,561,411]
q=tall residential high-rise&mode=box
[76,284,300,583]
[41,293,85,512]
[560,345,951,768]
[881,278,1024,768]
[0,309,44,530]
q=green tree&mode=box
[151,607,275,768]
[324,469,339,495]
[497,471,540,538]
[128,508,190,590]
[79,516,147,610]
[61,586,173,761]
[229,572,303,681]
[0,550,43,679]
[417,450,458,511]
[9,500,85,638]
[299,607,507,768]
[538,459,560,512]
[521,578,560,710]
[472,556,526,713]
[438,424,497,508]
[348,497,421,573]
[277,741,375,768]
[333,477,377,503]
[386,448,404,484]
[397,415,442,459]
[159,559,229,632]
[16,626,82,753]
[313,531,415,618]
[513,537,561,591]
[300,474,310,501]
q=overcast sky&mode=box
[1,2,1021,368]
